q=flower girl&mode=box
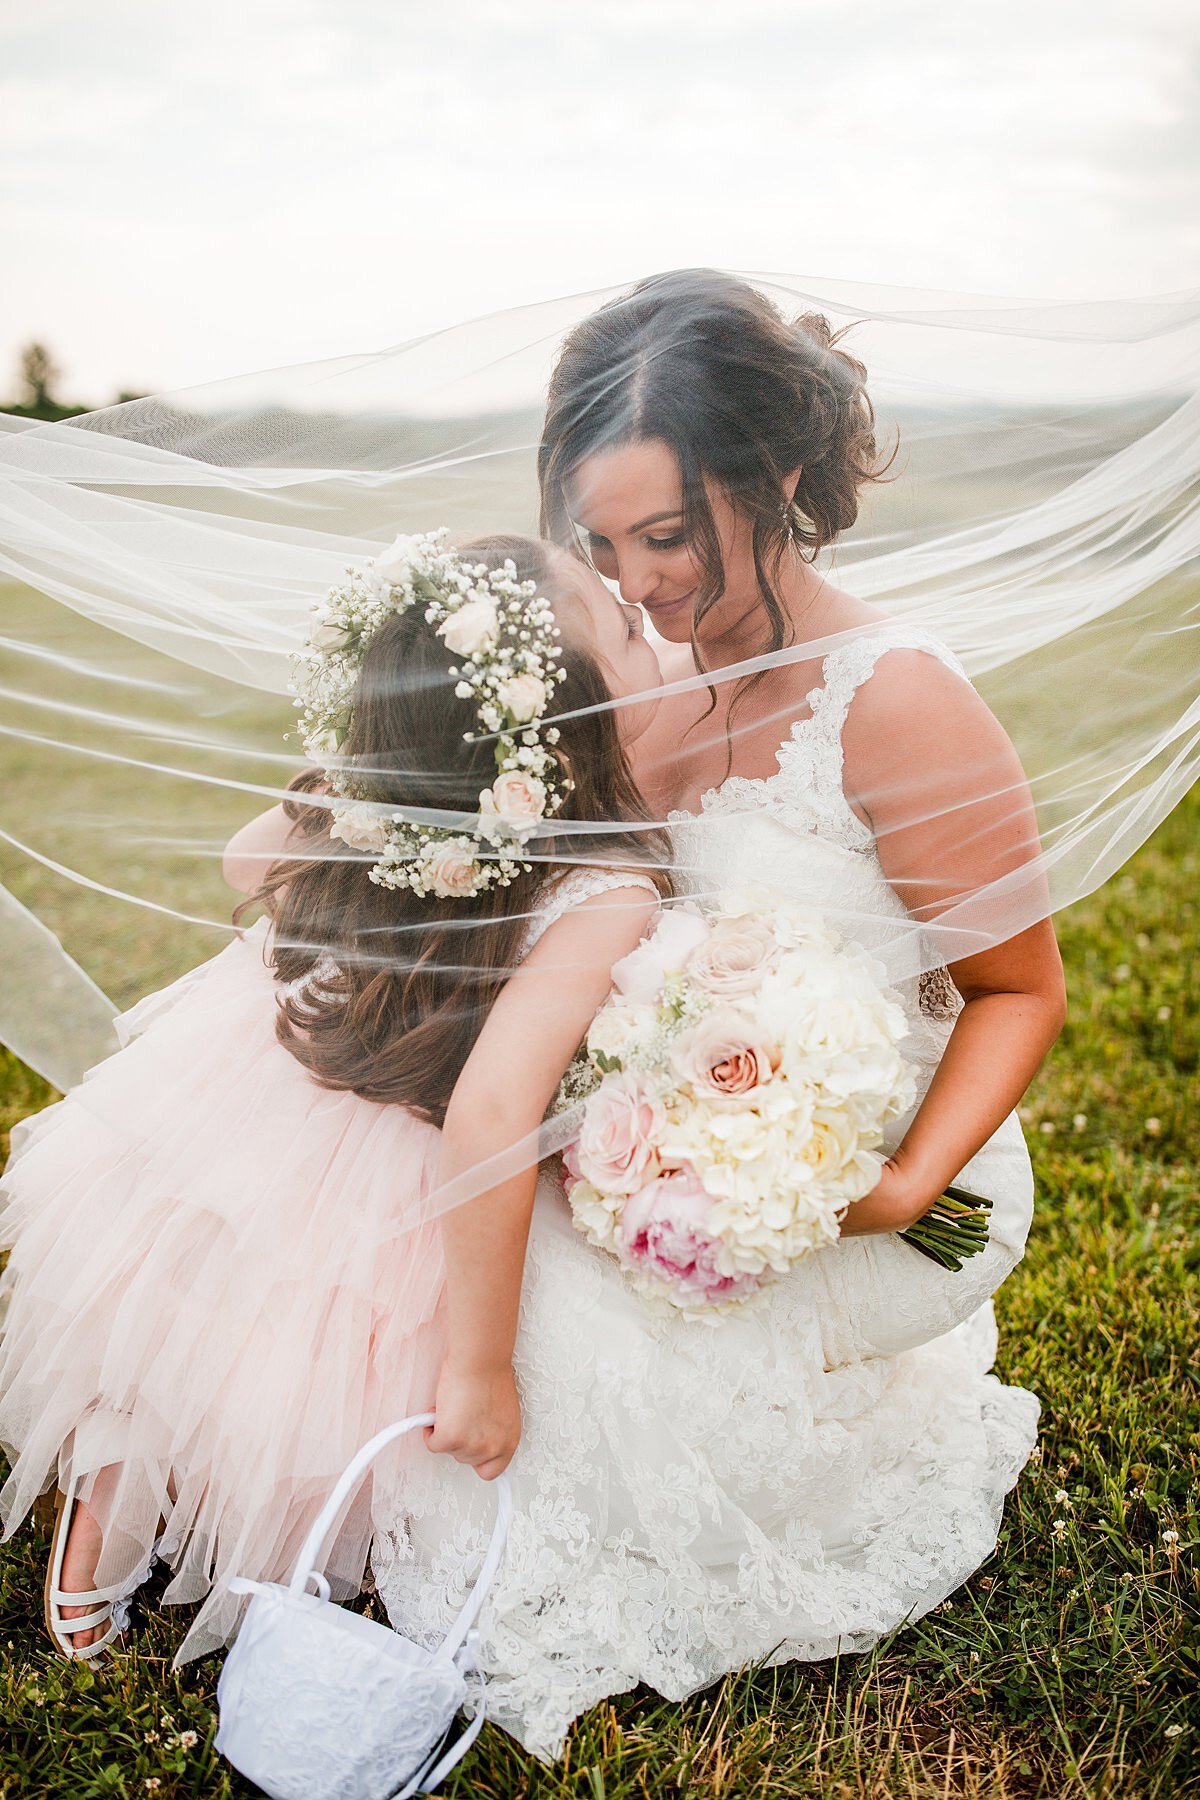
[0,530,665,1663]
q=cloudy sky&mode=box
[2,0,1198,403]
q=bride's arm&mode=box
[837,651,1067,1235]
[425,883,658,1479]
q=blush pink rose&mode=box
[687,915,777,996]
[480,770,547,833]
[422,841,483,898]
[576,1073,663,1195]
[616,1168,764,1304]
[671,1009,777,1103]
[612,908,711,1005]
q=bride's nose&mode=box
[615,549,663,608]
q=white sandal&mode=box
[42,1480,158,1662]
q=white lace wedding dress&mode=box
[371,624,1040,1763]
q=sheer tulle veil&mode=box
[1,269,1196,1216]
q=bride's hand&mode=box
[423,1358,521,1481]
[839,1155,931,1237]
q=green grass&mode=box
[1,779,1197,1797]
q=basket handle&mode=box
[286,1411,512,1661]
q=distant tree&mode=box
[18,342,63,413]
[4,343,144,420]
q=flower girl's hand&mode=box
[423,1359,521,1481]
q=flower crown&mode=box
[289,529,570,897]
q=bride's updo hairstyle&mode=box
[539,268,893,654]
[247,534,668,1124]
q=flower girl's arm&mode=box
[221,805,298,894]
[840,652,1067,1234]
[425,883,657,1477]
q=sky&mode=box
[2,0,1198,405]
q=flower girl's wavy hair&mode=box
[538,267,895,718]
[245,535,669,1124]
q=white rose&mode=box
[586,1002,654,1068]
[329,805,390,854]
[306,727,342,758]
[794,1110,860,1179]
[421,841,485,899]
[308,618,352,653]
[498,673,547,723]
[374,535,420,587]
[481,770,547,834]
[438,600,499,657]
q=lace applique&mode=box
[275,954,341,1014]
[520,868,660,958]
[669,626,970,858]
[919,965,963,1023]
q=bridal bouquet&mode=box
[557,891,991,1318]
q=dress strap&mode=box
[776,624,971,854]
[521,867,660,958]
[812,624,969,742]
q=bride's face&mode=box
[565,437,759,648]
[553,550,663,745]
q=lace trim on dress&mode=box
[918,964,963,1023]
[275,953,341,1015]
[669,624,970,860]
[520,867,661,958]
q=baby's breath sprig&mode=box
[288,529,570,898]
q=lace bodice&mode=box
[668,624,970,1048]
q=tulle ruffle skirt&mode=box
[0,919,448,1663]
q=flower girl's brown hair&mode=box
[246,535,668,1124]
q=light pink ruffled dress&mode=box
[0,914,451,1664]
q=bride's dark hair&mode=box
[538,267,894,670]
[245,534,668,1124]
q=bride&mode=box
[367,272,1062,1761]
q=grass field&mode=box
[1,759,1197,1796]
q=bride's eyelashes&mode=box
[584,528,686,555]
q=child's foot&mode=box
[54,1497,112,1653]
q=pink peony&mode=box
[687,915,777,996]
[612,907,711,1005]
[616,1168,764,1303]
[671,1008,777,1103]
[576,1073,663,1195]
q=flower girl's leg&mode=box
[54,1470,116,1653]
